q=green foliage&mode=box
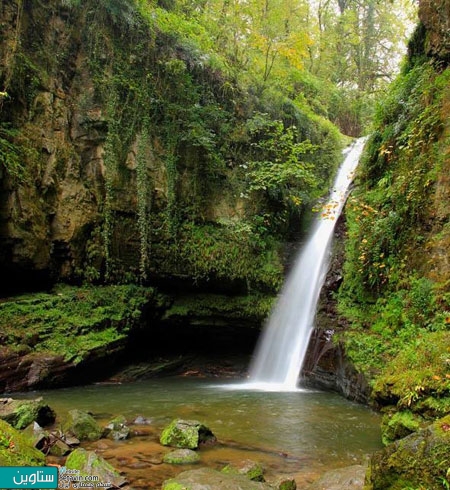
[155,221,283,292]
[338,57,450,417]
[0,123,24,181]
[245,116,318,207]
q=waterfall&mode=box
[247,137,367,391]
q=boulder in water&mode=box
[65,448,127,489]
[104,415,130,441]
[307,465,366,490]
[273,476,297,490]
[162,467,273,489]
[222,459,265,481]
[163,448,201,464]
[160,419,216,449]
[63,409,103,441]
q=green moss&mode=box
[160,419,215,450]
[0,420,45,466]
[338,57,450,418]
[222,460,265,482]
[163,449,200,465]
[381,410,424,446]
[0,285,162,364]
[161,482,188,490]
[367,415,450,490]
[63,410,103,441]
[163,293,275,325]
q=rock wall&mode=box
[419,0,450,61]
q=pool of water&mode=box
[33,377,381,488]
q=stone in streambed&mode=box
[104,415,130,441]
[65,448,127,489]
[307,465,366,490]
[162,467,273,490]
[273,476,297,490]
[163,448,200,464]
[0,397,55,429]
[63,409,103,441]
[160,419,216,449]
[222,459,265,481]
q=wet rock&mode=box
[0,397,56,429]
[160,419,217,449]
[0,419,45,466]
[65,448,127,489]
[273,476,297,490]
[307,465,366,490]
[104,415,130,441]
[63,409,103,441]
[366,415,450,489]
[222,460,265,481]
[162,467,273,489]
[134,415,152,425]
[163,448,200,464]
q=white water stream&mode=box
[246,138,367,391]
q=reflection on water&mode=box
[35,377,381,488]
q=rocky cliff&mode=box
[0,0,340,296]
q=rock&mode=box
[366,414,450,489]
[160,419,217,449]
[380,410,424,445]
[134,415,152,425]
[163,448,201,464]
[104,415,130,441]
[222,460,265,482]
[63,409,103,441]
[162,467,273,490]
[48,437,72,457]
[65,448,127,489]
[0,397,56,429]
[307,465,366,490]
[273,476,297,490]
[0,419,45,466]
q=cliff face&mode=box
[0,0,340,295]
[332,0,450,420]
[419,0,450,61]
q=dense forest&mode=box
[1,0,450,488]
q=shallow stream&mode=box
[35,377,382,488]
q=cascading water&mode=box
[246,137,367,391]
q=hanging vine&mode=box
[102,88,121,282]
[135,119,153,283]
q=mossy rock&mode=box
[63,409,103,441]
[273,476,297,490]
[222,460,265,482]
[0,397,55,429]
[0,419,45,466]
[162,467,273,489]
[163,448,200,464]
[366,414,450,489]
[104,415,130,441]
[160,419,216,449]
[380,410,424,445]
[65,448,127,488]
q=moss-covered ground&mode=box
[0,284,164,365]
